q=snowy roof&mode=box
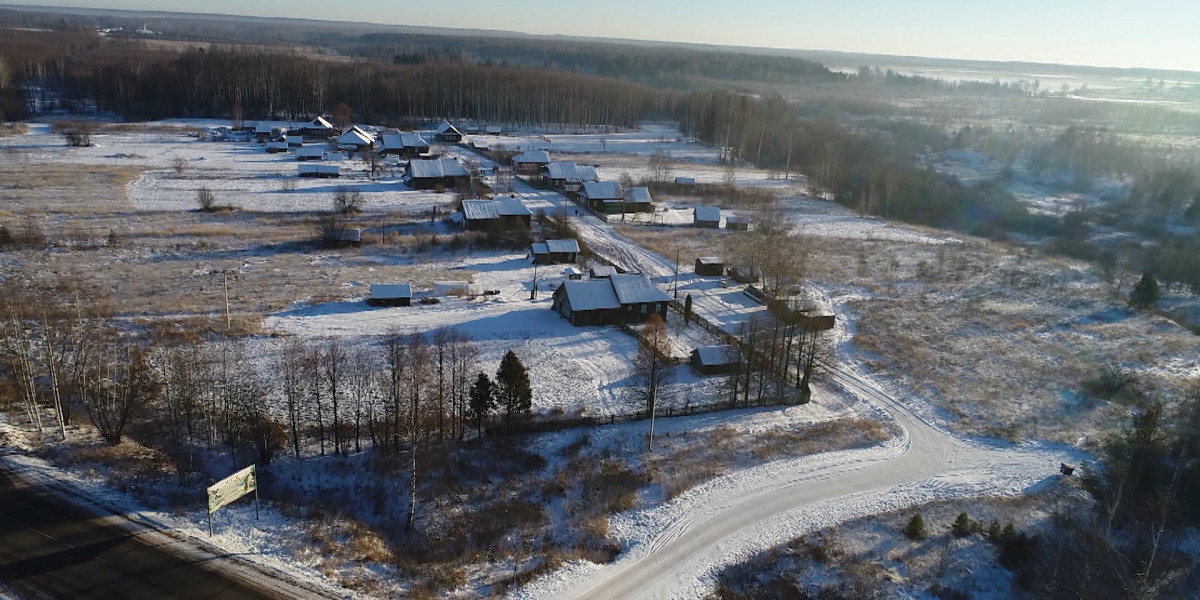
[434,121,461,136]
[694,206,721,222]
[577,165,599,182]
[582,181,622,200]
[544,161,582,181]
[589,265,618,278]
[627,187,652,203]
[560,280,621,311]
[563,266,583,276]
[694,345,741,366]
[381,132,429,150]
[296,146,325,157]
[610,274,670,305]
[696,257,724,265]
[337,127,374,146]
[531,242,548,254]
[461,200,498,220]
[255,122,273,133]
[370,284,411,300]
[486,125,502,134]
[545,239,580,254]
[496,197,531,217]
[308,116,333,129]
[409,158,468,179]
[512,150,550,164]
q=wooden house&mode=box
[298,164,340,178]
[295,116,335,140]
[295,146,326,161]
[254,122,275,142]
[433,121,463,143]
[552,274,670,326]
[543,162,598,192]
[379,132,430,158]
[367,284,412,307]
[337,126,375,153]
[624,187,654,213]
[695,257,725,277]
[691,345,742,375]
[693,206,721,228]
[460,198,532,231]
[531,239,581,264]
[726,215,752,231]
[511,150,551,175]
[405,157,469,190]
[580,181,623,213]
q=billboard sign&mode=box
[206,465,257,514]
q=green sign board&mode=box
[207,465,257,514]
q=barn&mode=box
[691,345,742,375]
[694,257,725,277]
[367,284,412,307]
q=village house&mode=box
[511,150,551,175]
[459,198,532,231]
[624,187,654,213]
[405,157,469,190]
[295,116,335,140]
[531,239,581,264]
[433,121,463,143]
[337,126,376,153]
[580,181,624,213]
[694,257,725,277]
[295,146,326,161]
[542,162,598,192]
[367,284,412,307]
[694,205,722,228]
[552,273,671,326]
[379,132,430,158]
[691,345,742,375]
[298,164,340,178]
[254,122,275,142]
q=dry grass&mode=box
[0,122,29,137]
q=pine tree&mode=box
[1129,272,1160,309]
[951,512,973,538]
[495,350,532,428]
[468,372,495,436]
[904,513,926,540]
[683,294,693,324]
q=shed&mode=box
[532,239,581,264]
[675,176,697,186]
[433,121,463,143]
[695,257,725,277]
[589,265,618,279]
[266,140,289,153]
[691,345,742,375]
[367,284,412,307]
[322,227,361,246]
[486,125,502,135]
[563,266,583,280]
[624,187,654,213]
[726,215,752,231]
[254,122,275,141]
[693,206,721,228]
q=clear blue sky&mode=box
[7,0,1198,71]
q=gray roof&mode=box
[675,176,696,185]
[694,345,741,366]
[381,132,429,150]
[627,187,652,203]
[296,146,325,157]
[461,200,498,220]
[308,116,333,129]
[370,284,412,300]
[544,161,582,181]
[582,181,622,200]
[531,242,548,254]
[610,274,670,305]
[545,239,580,254]
[337,127,375,146]
[589,265,618,278]
[496,197,531,217]
[560,280,620,311]
[512,150,550,164]
[409,158,468,179]
[434,121,461,135]
[696,257,724,265]
[577,165,599,182]
[694,206,721,223]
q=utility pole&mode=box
[672,247,680,299]
[530,263,539,301]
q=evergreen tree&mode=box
[683,294,693,324]
[468,372,495,436]
[904,513,926,540]
[951,512,974,538]
[1129,272,1160,309]
[495,350,532,427]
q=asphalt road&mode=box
[0,466,313,600]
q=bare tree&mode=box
[79,339,159,445]
[633,314,672,451]
[280,338,306,458]
[648,149,673,183]
[196,186,216,212]
[332,186,363,215]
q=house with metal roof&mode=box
[581,181,624,213]
[511,150,551,175]
[295,116,335,140]
[691,345,742,375]
[625,187,654,213]
[337,126,375,153]
[295,146,326,161]
[405,157,469,189]
[432,121,463,143]
[367,284,412,307]
[588,265,618,279]
[542,162,599,191]
[379,132,430,158]
[726,215,752,231]
[552,273,669,326]
[693,206,722,228]
[460,197,532,230]
[531,239,581,264]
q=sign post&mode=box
[205,464,259,536]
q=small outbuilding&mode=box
[624,187,654,213]
[726,215,752,231]
[675,176,697,186]
[531,239,581,264]
[694,206,721,228]
[691,345,742,375]
[299,164,340,178]
[589,265,618,279]
[695,257,725,277]
[367,284,412,307]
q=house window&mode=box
[641,304,647,314]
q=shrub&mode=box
[171,156,187,174]
[196,186,216,211]
[904,513,926,540]
[951,512,974,538]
